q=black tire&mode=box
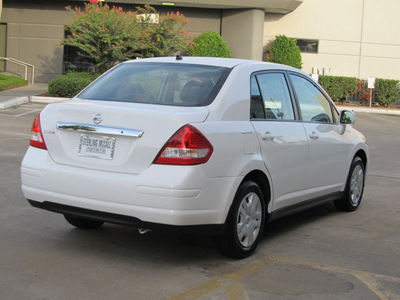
[335,157,365,212]
[217,181,266,258]
[64,215,104,229]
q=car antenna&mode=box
[176,55,183,61]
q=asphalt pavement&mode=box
[0,103,399,299]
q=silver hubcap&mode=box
[350,165,364,206]
[236,192,262,247]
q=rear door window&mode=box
[250,73,295,120]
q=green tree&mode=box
[62,1,192,72]
[63,0,140,72]
[136,6,193,58]
[187,31,232,58]
[265,35,303,69]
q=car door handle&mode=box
[309,131,319,140]
[262,131,275,141]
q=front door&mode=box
[289,73,350,199]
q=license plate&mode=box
[78,134,116,160]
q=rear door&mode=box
[250,72,309,210]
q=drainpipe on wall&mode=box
[0,0,3,23]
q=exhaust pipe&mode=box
[138,228,151,235]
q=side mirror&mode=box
[340,110,355,125]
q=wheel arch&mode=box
[354,149,368,168]
[241,170,271,209]
[221,169,272,233]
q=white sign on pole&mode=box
[368,77,376,89]
[311,73,319,82]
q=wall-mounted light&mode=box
[162,3,175,6]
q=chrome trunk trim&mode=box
[56,122,144,138]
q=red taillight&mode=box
[154,125,213,165]
[30,114,47,150]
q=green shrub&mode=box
[48,72,100,98]
[187,31,232,58]
[0,74,28,91]
[374,78,400,106]
[319,75,358,103]
[63,3,192,72]
[265,35,303,69]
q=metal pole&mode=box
[369,88,372,107]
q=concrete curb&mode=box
[0,96,29,109]
[337,105,400,116]
[30,96,70,103]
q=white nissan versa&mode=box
[21,56,368,258]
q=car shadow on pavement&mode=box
[53,202,341,263]
[58,222,221,264]
[262,201,341,240]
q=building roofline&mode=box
[80,0,303,14]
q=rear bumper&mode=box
[28,200,225,234]
[21,147,239,229]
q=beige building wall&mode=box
[2,2,72,83]
[3,0,398,82]
[264,0,400,80]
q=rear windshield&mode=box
[78,62,231,106]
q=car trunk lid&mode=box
[39,99,210,174]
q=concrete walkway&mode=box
[337,105,400,116]
[0,84,48,109]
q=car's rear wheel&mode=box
[64,215,104,229]
[335,156,365,212]
[217,181,265,258]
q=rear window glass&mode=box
[78,62,231,106]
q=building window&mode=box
[293,39,318,54]
[63,45,96,74]
[63,29,96,74]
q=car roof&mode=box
[123,56,298,71]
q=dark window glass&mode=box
[250,76,265,119]
[293,39,318,53]
[79,62,231,106]
[63,29,96,73]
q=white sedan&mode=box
[21,56,368,258]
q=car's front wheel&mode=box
[64,215,104,229]
[217,181,266,258]
[335,156,366,212]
